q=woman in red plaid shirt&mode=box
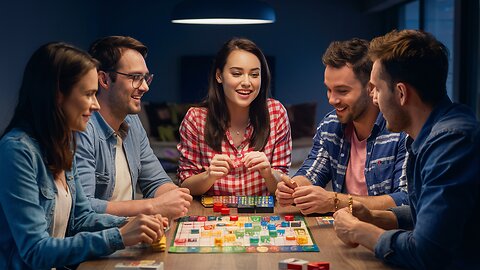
[177,38,292,196]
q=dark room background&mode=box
[1,0,478,134]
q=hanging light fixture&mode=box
[171,0,276,25]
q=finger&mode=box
[210,160,232,170]
[178,187,191,194]
[246,162,269,172]
[281,176,298,189]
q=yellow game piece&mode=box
[224,234,236,242]
[151,235,167,251]
[212,230,222,237]
[296,235,308,245]
[214,237,223,246]
[201,231,212,237]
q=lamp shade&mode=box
[171,0,276,25]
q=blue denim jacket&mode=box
[75,112,172,213]
[375,98,480,269]
[0,128,127,270]
[295,111,408,205]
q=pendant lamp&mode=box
[171,0,276,25]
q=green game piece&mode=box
[245,228,255,236]
[253,225,262,232]
[235,230,245,238]
[250,216,261,222]
[269,230,278,238]
[250,236,259,245]
[260,235,270,243]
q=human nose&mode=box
[241,74,251,87]
[137,78,150,92]
[328,91,340,105]
[91,95,101,111]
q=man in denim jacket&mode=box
[276,39,408,214]
[334,30,480,269]
[76,36,192,219]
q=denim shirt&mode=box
[295,111,408,205]
[0,128,127,270]
[375,98,480,269]
[75,112,172,213]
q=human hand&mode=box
[206,154,234,180]
[151,188,192,219]
[119,214,164,246]
[350,200,374,223]
[242,151,271,178]
[333,208,360,248]
[292,186,334,214]
[275,173,297,206]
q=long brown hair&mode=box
[2,42,99,176]
[202,38,271,152]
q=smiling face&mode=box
[324,65,371,124]
[59,68,100,132]
[106,48,150,117]
[216,49,261,112]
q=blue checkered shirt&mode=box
[294,110,408,206]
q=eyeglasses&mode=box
[109,70,154,89]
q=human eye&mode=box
[250,72,260,78]
[86,90,97,97]
[132,74,143,82]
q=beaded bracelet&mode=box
[333,192,340,211]
[348,194,353,214]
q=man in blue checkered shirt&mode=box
[276,38,408,214]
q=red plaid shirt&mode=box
[177,99,292,195]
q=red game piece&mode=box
[197,216,206,222]
[213,202,223,212]
[308,262,330,270]
[284,215,294,221]
[230,215,238,221]
[220,207,230,215]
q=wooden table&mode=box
[78,200,401,270]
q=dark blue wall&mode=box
[0,0,387,133]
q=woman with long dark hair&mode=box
[177,38,292,195]
[0,42,165,270]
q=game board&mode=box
[201,195,275,213]
[168,215,319,253]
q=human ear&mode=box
[98,71,109,89]
[396,82,408,106]
[215,69,222,84]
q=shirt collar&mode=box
[410,96,453,154]
[92,111,129,140]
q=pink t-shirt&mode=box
[345,125,368,195]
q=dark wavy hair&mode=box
[88,35,147,82]
[202,37,271,152]
[2,42,99,176]
[322,38,372,87]
[369,29,449,106]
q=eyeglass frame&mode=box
[107,70,154,89]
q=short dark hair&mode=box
[322,38,372,87]
[369,29,449,106]
[3,42,98,176]
[88,36,147,82]
[203,37,271,152]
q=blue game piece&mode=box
[267,224,276,231]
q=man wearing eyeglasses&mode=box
[75,36,192,220]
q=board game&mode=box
[168,215,319,253]
[201,195,275,213]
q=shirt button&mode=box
[237,153,243,158]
